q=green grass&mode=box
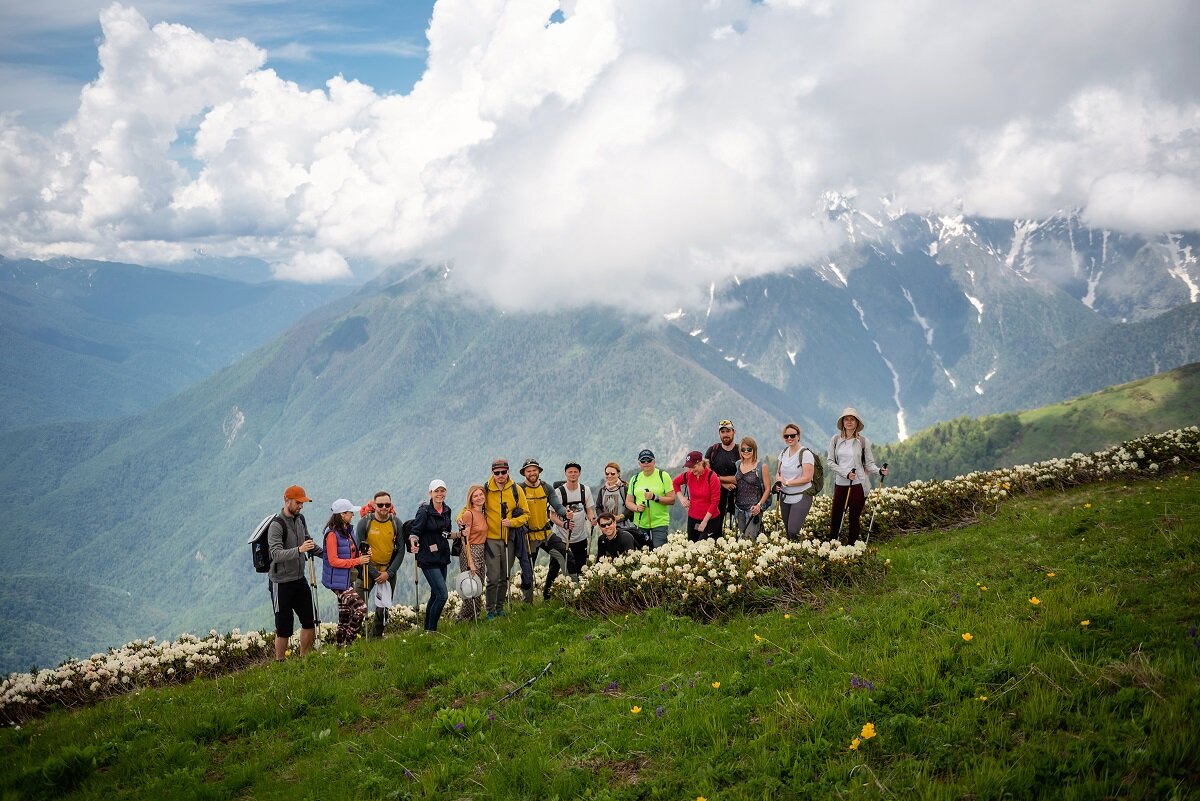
[4,473,1198,800]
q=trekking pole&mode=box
[501,500,511,615]
[413,552,420,622]
[836,470,855,542]
[304,534,321,649]
[865,463,888,547]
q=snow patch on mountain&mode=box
[872,341,908,441]
[1006,219,1040,272]
[664,309,684,321]
[787,350,797,366]
[1165,234,1199,303]
[963,292,984,323]
[222,406,245,448]
[828,262,847,287]
[851,299,869,330]
[901,286,935,347]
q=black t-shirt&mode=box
[707,443,740,484]
[596,529,638,560]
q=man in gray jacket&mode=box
[268,485,318,661]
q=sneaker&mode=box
[485,612,496,621]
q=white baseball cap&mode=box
[330,498,357,515]
[429,479,447,492]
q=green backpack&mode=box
[779,447,824,496]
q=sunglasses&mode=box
[783,433,798,440]
[493,469,508,476]
[638,458,653,464]
[739,447,753,453]
[605,471,618,476]
[599,520,616,527]
[375,502,393,509]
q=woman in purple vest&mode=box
[322,499,371,646]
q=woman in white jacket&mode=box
[827,408,887,544]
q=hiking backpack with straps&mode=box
[248,512,306,573]
[779,447,824,497]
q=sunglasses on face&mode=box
[638,458,653,464]
[493,469,508,476]
[376,502,393,509]
[783,433,798,440]
[605,471,618,476]
[740,447,753,453]
[600,521,616,527]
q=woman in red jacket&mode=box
[673,450,722,542]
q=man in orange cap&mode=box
[267,485,318,660]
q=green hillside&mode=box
[3,471,1197,800]
[876,362,1200,481]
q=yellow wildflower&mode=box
[981,586,988,591]
[1080,620,1090,627]
[1083,503,1091,509]
[848,737,861,751]
[711,681,721,689]
[1029,597,1040,606]
[860,722,876,739]
[977,695,988,701]
[784,613,791,619]
[754,634,763,642]
[631,706,641,714]
[962,632,973,642]
[1046,572,1056,578]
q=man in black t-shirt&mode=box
[595,513,638,561]
[705,419,740,537]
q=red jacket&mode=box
[673,468,721,521]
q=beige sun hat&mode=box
[837,407,865,433]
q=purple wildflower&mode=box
[655,706,665,718]
[585,634,594,641]
[765,658,773,666]
[660,684,668,692]
[454,722,466,731]
[487,710,496,722]
[404,770,415,780]
[604,681,620,695]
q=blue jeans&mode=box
[421,565,448,631]
[639,525,669,549]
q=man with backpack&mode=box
[353,490,407,637]
[626,449,675,548]
[548,462,596,589]
[482,459,531,619]
[519,458,567,603]
[595,513,638,560]
[267,485,318,661]
[705,420,740,537]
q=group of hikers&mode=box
[263,409,888,661]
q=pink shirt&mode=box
[673,468,721,521]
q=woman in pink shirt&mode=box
[673,450,722,542]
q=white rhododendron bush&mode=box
[784,427,1200,538]
[1,630,272,725]
[557,532,877,618]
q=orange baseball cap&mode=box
[284,485,312,502]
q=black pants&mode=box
[830,483,866,544]
[544,539,588,596]
[687,516,716,542]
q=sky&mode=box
[1,0,1198,311]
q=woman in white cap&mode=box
[409,480,453,632]
[321,499,371,646]
[827,408,887,544]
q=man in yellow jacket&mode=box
[482,458,530,618]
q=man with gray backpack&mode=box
[265,485,319,661]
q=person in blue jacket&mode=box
[322,498,371,646]
[408,479,454,632]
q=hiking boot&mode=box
[522,587,534,604]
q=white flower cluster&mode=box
[1,629,271,725]
[559,530,871,617]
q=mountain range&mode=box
[0,208,1197,673]
[0,256,348,431]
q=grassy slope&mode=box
[3,473,1198,801]
[876,363,1200,481]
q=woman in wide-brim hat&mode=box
[827,408,887,544]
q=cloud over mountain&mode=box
[1,0,1197,310]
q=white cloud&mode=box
[273,248,352,282]
[0,0,1198,305]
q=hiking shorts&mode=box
[270,578,316,638]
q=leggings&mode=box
[781,495,814,540]
[829,483,866,544]
[333,588,366,645]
